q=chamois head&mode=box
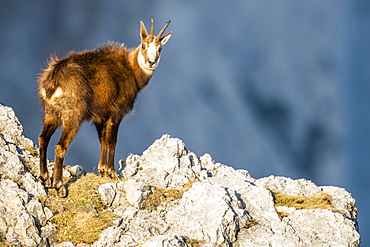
[138,16,172,72]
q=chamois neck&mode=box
[128,47,153,90]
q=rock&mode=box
[283,209,360,246]
[0,104,361,246]
[65,165,85,178]
[98,183,117,206]
[53,242,76,247]
[0,179,52,246]
[0,104,54,246]
[255,175,321,196]
[121,135,200,188]
[166,181,251,245]
[123,179,152,209]
[92,226,125,247]
[96,134,359,247]
[141,235,188,247]
[322,186,358,219]
[21,172,48,198]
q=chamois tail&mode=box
[39,56,70,99]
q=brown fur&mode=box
[38,18,171,197]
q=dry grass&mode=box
[245,218,258,228]
[272,191,336,210]
[184,238,207,247]
[144,182,194,210]
[271,190,338,218]
[0,243,11,247]
[44,173,117,244]
[24,145,38,156]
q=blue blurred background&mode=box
[1,0,369,244]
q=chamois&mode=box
[38,17,172,197]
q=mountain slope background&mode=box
[0,1,369,244]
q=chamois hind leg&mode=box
[38,117,60,187]
[53,119,81,197]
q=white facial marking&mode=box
[138,51,147,69]
[138,50,154,75]
[147,43,157,63]
[138,41,161,73]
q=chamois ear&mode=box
[140,21,148,40]
[160,32,172,45]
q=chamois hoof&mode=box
[98,169,118,179]
[98,168,107,177]
[56,185,67,198]
[40,176,52,188]
[107,170,119,180]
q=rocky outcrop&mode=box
[0,105,54,246]
[0,104,360,246]
[94,135,360,247]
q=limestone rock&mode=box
[284,209,359,246]
[95,134,359,247]
[0,179,51,246]
[0,104,360,246]
[255,175,321,196]
[65,164,85,178]
[0,104,54,246]
[98,182,117,206]
[166,181,251,245]
[123,179,152,209]
[141,235,188,247]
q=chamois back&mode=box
[39,42,143,123]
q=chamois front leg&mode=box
[106,123,120,179]
[95,117,120,179]
[38,120,59,188]
[95,121,109,177]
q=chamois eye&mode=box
[158,47,162,52]
[141,43,146,49]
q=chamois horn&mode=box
[149,16,155,38]
[156,20,171,42]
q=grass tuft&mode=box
[245,218,258,228]
[272,191,336,210]
[144,181,194,210]
[184,238,207,247]
[44,173,117,244]
[271,190,338,218]
[24,145,38,156]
